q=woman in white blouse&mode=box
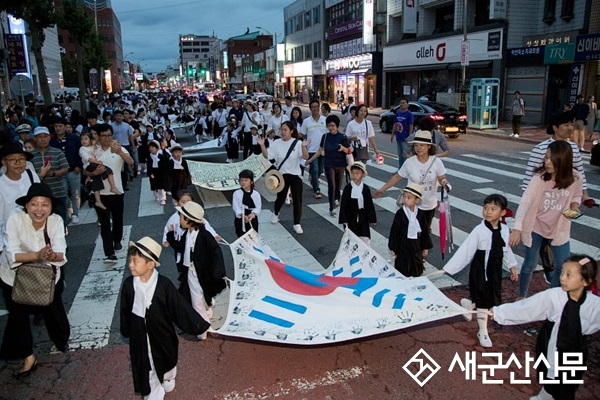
[345,104,380,163]
[0,183,69,379]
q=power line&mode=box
[116,1,200,14]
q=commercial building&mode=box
[178,34,219,84]
[223,31,273,90]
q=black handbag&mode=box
[353,120,370,160]
[11,225,57,306]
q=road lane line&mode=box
[138,177,165,217]
[67,225,132,350]
[370,159,494,184]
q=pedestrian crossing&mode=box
[3,146,598,351]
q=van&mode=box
[54,87,80,99]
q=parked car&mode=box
[379,101,468,138]
[591,139,600,168]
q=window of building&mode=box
[433,4,454,34]
[313,6,320,24]
[474,1,491,26]
[327,0,363,28]
[58,35,63,44]
[543,0,556,24]
[305,11,311,28]
[314,41,321,58]
[285,18,293,35]
[193,41,200,46]
[201,48,209,52]
[183,48,192,53]
[295,14,303,32]
[561,0,574,21]
[201,41,209,46]
[304,44,312,60]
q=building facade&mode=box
[179,34,219,85]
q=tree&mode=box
[2,0,57,106]
[56,0,94,113]
[85,31,111,95]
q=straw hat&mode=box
[264,168,285,193]
[176,201,205,223]
[170,143,183,151]
[129,236,162,266]
[403,182,424,199]
[407,130,436,146]
[149,140,161,148]
[347,161,368,175]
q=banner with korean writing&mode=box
[6,34,27,73]
[216,229,466,345]
[187,154,272,191]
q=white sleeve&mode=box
[443,227,480,275]
[493,289,554,325]
[162,212,179,243]
[232,190,244,217]
[251,190,262,216]
[367,120,375,138]
[203,219,218,238]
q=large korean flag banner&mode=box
[187,154,272,191]
[217,229,466,345]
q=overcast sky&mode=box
[111,0,285,73]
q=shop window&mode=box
[543,0,556,24]
[434,5,454,34]
[560,0,574,21]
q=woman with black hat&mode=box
[0,183,69,379]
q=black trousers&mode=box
[242,131,253,159]
[95,194,125,256]
[122,145,134,182]
[274,174,303,225]
[0,275,70,360]
[234,216,259,237]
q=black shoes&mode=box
[114,242,123,251]
[104,255,118,263]
[13,358,37,380]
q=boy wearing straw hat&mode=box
[388,182,432,277]
[339,161,377,245]
[120,236,209,399]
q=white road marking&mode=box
[138,177,165,217]
[370,159,494,184]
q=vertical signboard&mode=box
[568,64,584,104]
[403,0,417,34]
[5,34,28,73]
[363,0,374,45]
[489,0,507,20]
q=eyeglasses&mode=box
[4,157,26,164]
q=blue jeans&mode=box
[308,152,324,193]
[518,232,571,297]
[64,171,81,217]
[396,140,410,168]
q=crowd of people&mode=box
[1,91,599,400]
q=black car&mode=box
[591,139,600,167]
[379,101,468,138]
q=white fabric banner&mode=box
[183,139,221,152]
[187,154,273,191]
[217,229,466,345]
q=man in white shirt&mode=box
[299,99,328,199]
[281,96,294,117]
[84,123,134,263]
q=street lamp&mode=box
[256,26,279,97]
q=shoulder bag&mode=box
[353,120,370,161]
[396,156,437,208]
[277,139,300,170]
[321,134,354,166]
[11,224,57,306]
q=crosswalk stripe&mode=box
[462,154,600,192]
[443,157,524,179]
[307,203,462,288]
[138,177,165,216]
[67,225,132,350]
[256,210,324,273]
[74,204,99,225]
[369,159,494,184]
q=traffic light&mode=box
[187,65,194,77]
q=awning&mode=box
[350,68,371,74]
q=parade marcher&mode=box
[571,94,589,152]
[0,183,69,378]
[83,123,134,263]
[259,100,272,133]
[491,255,600,400]
[147,140,170,206]
[345,104,380,163]
[338,161,377,245]
[211,103,228,138]
[167,144,192,204]
[109,109,135,190]
[258,121,309,235]
[266,102,289,139]
[406,116,450,157]
[241,100,261,159]
[30,126,70,226]
[219,116,242,163]
[443,194,518,348]
[120,236,209,399]
[281,95,294,117]
[300,100,327,199]
[390,98,414,168]
[388,182,432,278]
[375,130,449,231]
[510,140,582,298]
[166,201,227,340]
[306,114,351,217]
[232,169,261,237]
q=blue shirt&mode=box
[394,109,414,142]
[50,133,82,170]
[320,132,350,168]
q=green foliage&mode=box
[85,32,111,71]
[2,0,56,27]
[56,0,94,46]
[60,54,79,86]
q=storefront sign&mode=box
[283,61,312,78]
[568,64,584,104]
[326,18,363,41]
[523,31,578,48]
[574,33,600,61]
[403,0,417,34]
[543,43,574,64]
[326,54,372,75]
[489,0,507,20]
[329,38,375,59]
[363,0,374,45]
[508,46,544,58]
[384,29,503,68]
[5,34,27,73]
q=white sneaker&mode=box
[162,379,175,393]
[293,224,304,235]
[335,199,339,208]
[512,134,519,138]
[329,210,337,217]
[197,332,207,341]
[70,215,79,225]
[460,298,474,322]
[271,214,280,224]
[477,332,493,348]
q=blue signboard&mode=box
[574,33,600,61]
[508,46,544,58]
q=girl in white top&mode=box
[79,132,120,209]
[375,130,449,230]
[266,102,289,140]
[345,104,380,162]
[259,100,272,132]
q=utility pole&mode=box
[460,0,468,115]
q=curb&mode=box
[466,129,541,144]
